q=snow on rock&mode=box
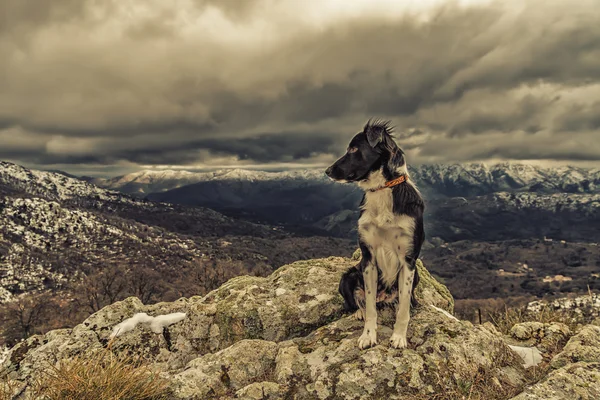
[510,326,600,400]
[110,312,187,338]
[430,304,459,321]
[508,345,543,368]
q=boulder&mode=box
[0,256,528,399]
[550,325,600,369]
[508,322,571,355]
[510,325,600,399]
[510,363,600,400]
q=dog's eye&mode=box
[348,147,358,154]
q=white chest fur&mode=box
[358,190,416,287]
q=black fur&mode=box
[328,119,425,313]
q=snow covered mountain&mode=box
[90,168,329,196]
[411,163,600,197]
[136,162,600,242]
[93,163,600,198]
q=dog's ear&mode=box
[383,135,406,172]
[364,122,384,148]
[388,146,406,172]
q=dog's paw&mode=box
[352,309,364,321]
[389,333,408,349]
[358,329,377,349]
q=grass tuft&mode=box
[31,345,170,400]
[1,377,19,400]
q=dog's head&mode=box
[325,119,405,183]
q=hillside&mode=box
[0,162,354,345]
[2,255,599,399]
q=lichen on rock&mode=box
[0,254,593,399]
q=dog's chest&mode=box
[358,191,415,241]
[358,191,415,286]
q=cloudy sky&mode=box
[1,0,600,176]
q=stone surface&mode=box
[510,362,600,400]
[510,324,600,400]
[1,255,594,399]
[550,325,600,369]
[508,322,571,355]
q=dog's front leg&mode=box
[390,261,415,349]
[358,261,378,349]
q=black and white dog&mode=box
[325,119,424,349]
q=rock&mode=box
[170,339,278,399]
[551,325,600,369]
[482,321,502,336]
[510,325,600,399]
[271,308,525,399]
[0,255,527,399]
[511,322,546,341]
[510,362,600,400]
[351,249,454,313]
[508,322,571,355]
[236,382,282,399]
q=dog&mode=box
[325,119,425,349]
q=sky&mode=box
[1,0,600,176]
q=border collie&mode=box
[325,119,425,349]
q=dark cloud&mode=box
[1,0,600,173]
[0,0,88,35]
[193,133,338,163]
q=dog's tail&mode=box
[338,266,363,312]
[410,267,420,309]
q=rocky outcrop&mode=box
[511,326,600,399]
[1,255,598,399]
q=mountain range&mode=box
[91,163,600,197]
[85,163,600,243]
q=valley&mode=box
[1,160,599,349]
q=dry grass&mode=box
[31,345,170,400]
[0,377,19,400]
[487,304,584,335]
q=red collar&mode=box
[368,175,407,192]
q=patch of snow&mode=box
[430,305,458,321]
[110,312,186,338]
[508,345,543,368]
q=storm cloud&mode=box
[1,0,600,174]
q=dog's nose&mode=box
[325,166,333,176]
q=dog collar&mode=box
[368,175,407,192]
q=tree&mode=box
[127,267,161,304]
[74,265,128,313]
[0,293,50,346]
